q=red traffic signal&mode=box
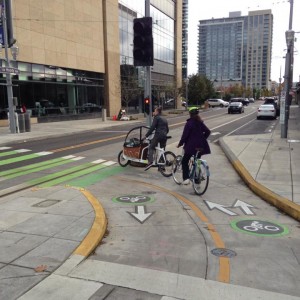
[144,98,150,114]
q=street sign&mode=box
[0,66,19,74]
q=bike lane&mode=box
[62,142,300,299]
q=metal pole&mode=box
[2,0,16,133]
[145,0,152,127]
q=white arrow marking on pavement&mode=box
[128,205,153,224]
[233,200,255,215]
[204,200,237,216]
[210,132,221,136]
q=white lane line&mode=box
[62,155,76,159]
[71,156,85,161]
[103,161,116,166]
[15,149,31,153]
[92,159,106,164]
[0,147,12,150]
[36,151,53,156]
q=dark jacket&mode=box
[178,117,211,155]
[145,114,169,138]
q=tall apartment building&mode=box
[182,0,188,79]
[0,0,182,120]
[198,10,273,90]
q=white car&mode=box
[207,99,229,107]
[257,104,276,119]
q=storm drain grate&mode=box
[32,199,61,208]
[211,248,237,258]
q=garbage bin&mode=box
[18,113,25,133]
[24,112,31,132]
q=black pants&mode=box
[148,135,167,163]
[182,152,201,180]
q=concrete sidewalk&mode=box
[1,106,300,299]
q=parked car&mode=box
[81,103,102,113]
[249,98,255,103]
[264,97,280,116]
[207,99,229,107]
[228,102,244,114]
[257,104,276,119]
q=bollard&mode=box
[24,112,31,132]
[18,113,25,133]
[102,108,107,122]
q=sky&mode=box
[188,0,300,83]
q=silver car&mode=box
[257,104,276,119]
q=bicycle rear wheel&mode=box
[159,151,176,177]
[172,155,183,184]
[192,160,209,195]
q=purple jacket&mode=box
[178,117,211,156]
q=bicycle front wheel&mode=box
[118,150,130,167]
[159,151,176,177]
[192,160,209,195]
[172,155,183,184]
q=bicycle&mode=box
[118,126,176,177]
[172,149,210,195]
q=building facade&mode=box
[198,10,273,91]
[0,0,182,120]
[182,0,188,80]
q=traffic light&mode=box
[144,98,150,114]
[133,17,153,66]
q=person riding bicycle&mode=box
[177,107,211,184]
[144,106,169,170]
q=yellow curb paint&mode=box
[118,177,230,284]
[232,159,300,222]
[73,189,107,257]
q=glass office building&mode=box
[119,0,178,107]
[0,0,181,121]
[198,10,273,90]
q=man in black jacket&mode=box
[144,106,169,170]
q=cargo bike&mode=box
[117,126,176,177]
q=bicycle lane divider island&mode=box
[116,176,230,284]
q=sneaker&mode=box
[144,162,154,171]
[182,179,190,185]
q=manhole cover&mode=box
[211,248,236,258]
[32,200,61,208]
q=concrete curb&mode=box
[219,137,300,222]
[73,189,107,257]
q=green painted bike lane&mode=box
[0,157,74,179]
[0,152,52,166]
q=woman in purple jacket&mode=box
[177,107,211,185]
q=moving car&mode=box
[228,102,244,114]
[207,99,229,107]
[230,97,249,106]
[257,104,276,119]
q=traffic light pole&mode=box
[145,0,152,127]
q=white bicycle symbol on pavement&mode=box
[119,196,147,203]
[243,221,280,232]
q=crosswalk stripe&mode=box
[103,161,116,166]
[92,159,106,164]
[36,151,53,156]
[15,149,31,153]
[0,147,12,150]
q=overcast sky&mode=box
[188,0,300,83]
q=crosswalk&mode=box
[0,147,123,193]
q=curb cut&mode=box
[219,137,300,222]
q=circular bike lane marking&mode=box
[117,176,230,284]
[231,219,289,237]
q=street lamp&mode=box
[185,78,189,109]
[281,29,295,138]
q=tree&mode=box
[120,64,142,111]
[187,74,215,106]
